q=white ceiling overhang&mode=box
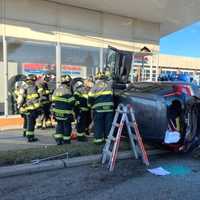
[46,0,200,37]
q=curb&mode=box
[0,149,169,179]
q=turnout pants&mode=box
[54,115,73,143]
[21,114,27,137]
[93,111,113,140]
[36,103,52,128]
[43,103,52,127]
[26,110,38,139]
[76,111,91,137]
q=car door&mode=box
[106,46,133,83]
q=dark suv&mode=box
[107,46,200,151]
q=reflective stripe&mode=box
[63,136,71,140]
[41,99,50,104]
[36,122,42,126]
[15,91,20,96]
[38,88,43,93]
[93,138,104,144]
[26,131,34,136]
[53,108,73,114]
[27,93,39,100]
[77,133,85,137]
[75,101,80,106]
[80,107,89,111]
[75,92,88,99]
[46,120,52,126]
[88,90,113,97]
[176,117,181,132]
[92,102,113,109]
[82,94,88,99]
[96,110,113,113]
[45,90,50,95]
[55,117,67,120]
[20,107,27,113]
[52,96,75,103]
[26,103,40,110]
[54,134,63,139]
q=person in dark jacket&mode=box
[74,80,92,141]
[52,75,75,145]
[88,72,114,144]
[18,74,40,142]
[36,74,52,129]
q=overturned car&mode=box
[107,46,200,152]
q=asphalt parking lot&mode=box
[0,154,200,200]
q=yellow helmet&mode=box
[104,67,112,80]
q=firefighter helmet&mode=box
[43,74,50,82]
[61,75,72,85]
[25,74,37,82]
[73,80,84,91]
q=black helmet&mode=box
[43,74,50,82]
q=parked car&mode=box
[107,46,200,152]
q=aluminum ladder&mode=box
[102,104,149,171]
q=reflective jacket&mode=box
[37,81,51,106]
[12,89,21,114]
[19,83,40,113]
[74,86,89,112]
[88,79,113,112]
[52,84,75,120]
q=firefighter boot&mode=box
[77,133,87,142]
[23,129,26,137]
[63,136,71,144]
[28,136,39,143]
[56,139,63,145]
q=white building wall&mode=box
[0,0,160,51]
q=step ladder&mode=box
[102,104,149,171]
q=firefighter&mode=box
[74,80,91,141]
[88,72,114,144]
[18,74,40,142]
[95,71,102,80]
[15,80,27,137]
[13,81,23,114]
[36,74,52,129]
[52,75,75,145]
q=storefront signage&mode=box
[62,65,87,78]
[22,63,87,78]
[22,63,55,75]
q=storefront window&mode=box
[143,67,150,81]
[7,39,56,115]
[61,44,100,79]
[0,38,4,115]
[152,69,157,81]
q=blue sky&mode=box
[160,21,200,58]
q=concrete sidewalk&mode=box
[0,128,169,178]
[0,128,57,151]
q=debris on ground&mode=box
[147,167,170,176]
[148,164,192,176]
